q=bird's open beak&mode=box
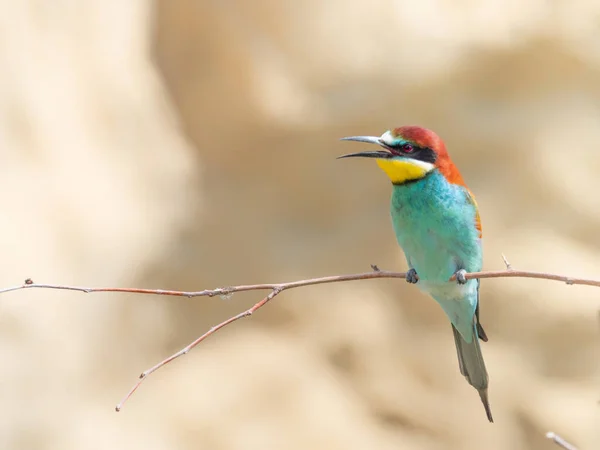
[337,136,391,159]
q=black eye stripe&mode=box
[385,143,437,164]
[417,147,437,164]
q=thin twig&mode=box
[501,253,512,270]
[115,287,283,411]
[3,269,600,299]
[546,431,578,450]
[2,266,599,411]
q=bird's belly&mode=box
[392,213,482,285]
[397,229,480,335]
[396,230,465,282]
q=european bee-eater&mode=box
[339,126,493,422]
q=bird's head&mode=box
[339,126,464,186]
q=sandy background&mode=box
[0,1,598,449]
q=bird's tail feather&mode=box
[452,324,493,422]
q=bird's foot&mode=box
[406,268,419,284]
[454,269,468,285]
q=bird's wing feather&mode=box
[462,187,482,238]
[461,188,487,341]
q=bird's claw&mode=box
[454,269,468,285]
[406,268,419,284]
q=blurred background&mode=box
[0,0,598,449]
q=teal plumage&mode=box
[390,170,481,340]
[391,170,492,422]
[339,126,493,422]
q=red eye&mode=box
[402,143,414,153]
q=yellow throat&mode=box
[376,158,433,184]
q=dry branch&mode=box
[1,262,599,411]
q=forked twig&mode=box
[2,260,599,411]
[115,287,282,411]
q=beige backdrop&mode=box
[0,1,598,449]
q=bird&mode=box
[338,126,493,422]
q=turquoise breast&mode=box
[390,169,482,283]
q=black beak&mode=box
[337,136,392,159]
